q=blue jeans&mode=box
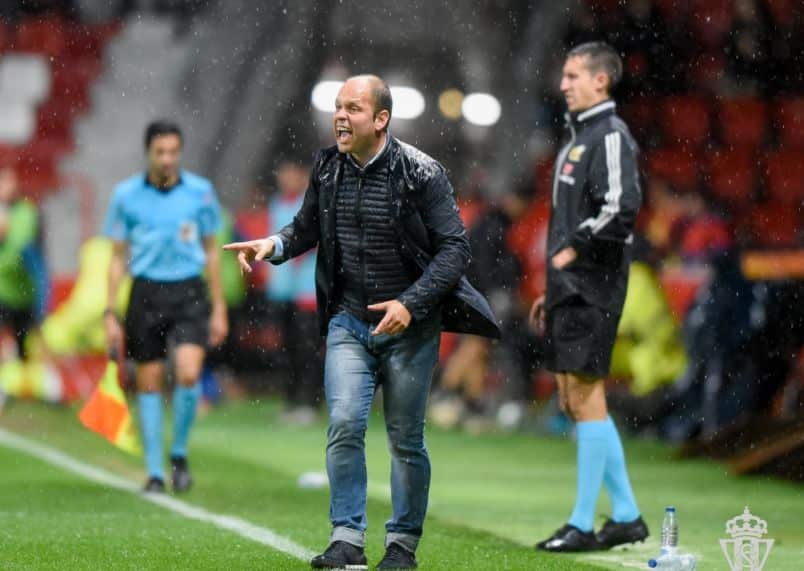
[325,310,440,554]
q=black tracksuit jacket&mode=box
[545,99,642,314]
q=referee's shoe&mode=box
[171,456,193,493]
[595,516,649,549]
[536,524,600,552]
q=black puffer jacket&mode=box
[546,99,642,313]
[270,136,501,339]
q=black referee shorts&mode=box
[544,296,620,378]
[124,276,210,363]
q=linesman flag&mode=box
[79,354,141,456]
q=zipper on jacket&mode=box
[552,122,576,206]
[356,173,366,314]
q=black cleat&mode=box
[310,541,368,569]
[171,456,193,493]
[143,476,165,493]
[376,543,417,569]
[595,516,650,549]
[536,523,601,552]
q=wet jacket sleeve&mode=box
[270,156,322,264]
[397,169,471,321]
[571,130,641,263]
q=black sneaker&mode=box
[376,543,417,570]
[143,476,165,493]
[310,541,368,569]
[171,456,193,493]
[536,523,601,552]
[595,516,650,549]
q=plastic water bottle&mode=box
[661,506,678,552]
[648,553,697,570]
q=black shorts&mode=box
[125,277,210,362]
[544,297,620,378]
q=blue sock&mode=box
[138,393,164,480]
[602,416,640,522]
[171,383,201,459]
[568,420,608,532]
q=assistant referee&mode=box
[530,42,648,552]
[103,120,228,493]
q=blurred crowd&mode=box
[0,0,801,454]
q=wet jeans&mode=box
[325,310,440,554]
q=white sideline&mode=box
[0,428,315,562]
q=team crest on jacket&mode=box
[568,145,586,162]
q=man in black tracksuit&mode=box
[225,75,499,570]
[530,42,649,552]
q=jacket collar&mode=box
[345,133,391,171]
[565,99,616,127]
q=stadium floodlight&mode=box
[311,80,344,112]
[389,86,426,120]
[462,93,502,126]
[311,81,425,120]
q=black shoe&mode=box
[310,541,368,569]
[595,516,649,549]
[536,523,601,552]
[143,476,165,493]
[171,456,193,493]
[376,543,417,570]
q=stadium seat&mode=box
[647,148,699,192]
[764,0,797,25]
[689,0,734,49]
[764,150,804,204]
[0,21,10,53]
[14,16,67,58]
[705,148,758,205]
[718,97,769,149]
[36,99,78,141]
[0,54,51,104]
[0,100,36,145]
[775,97,804,148]
[50,58,100,112]
[660,96,711,147]
[743,203,801,248]
[622,97,655,140]
[64,23,106,61]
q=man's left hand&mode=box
[368,300,411,336]
[209,304,229,346]
[551,247,577,269]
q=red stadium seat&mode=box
[0,21,10,53]
[718,97,769,149]
[705,148,758,205]
[661,96,711,147]
[647,148,699,192]
[690,0,734,49]
[775,97,804,149]
[622,97,655,140]
[764,150,804,204]
[36,99,77,140]
[743,203,801,248]
[14,17,67,57]
[765,0,797,25]
[50,59,99,112]
[63,23,105,61]
[653,0,689,23]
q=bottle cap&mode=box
[665,506,676,512]
[648,559,658,568]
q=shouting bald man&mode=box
[224,75,499,569]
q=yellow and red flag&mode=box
[79,359,141,456]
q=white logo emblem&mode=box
[720,507,774,571]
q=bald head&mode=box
[344,74,393,128]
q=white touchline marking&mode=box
[0,428,315,562]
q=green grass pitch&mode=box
[0,399,801,570]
